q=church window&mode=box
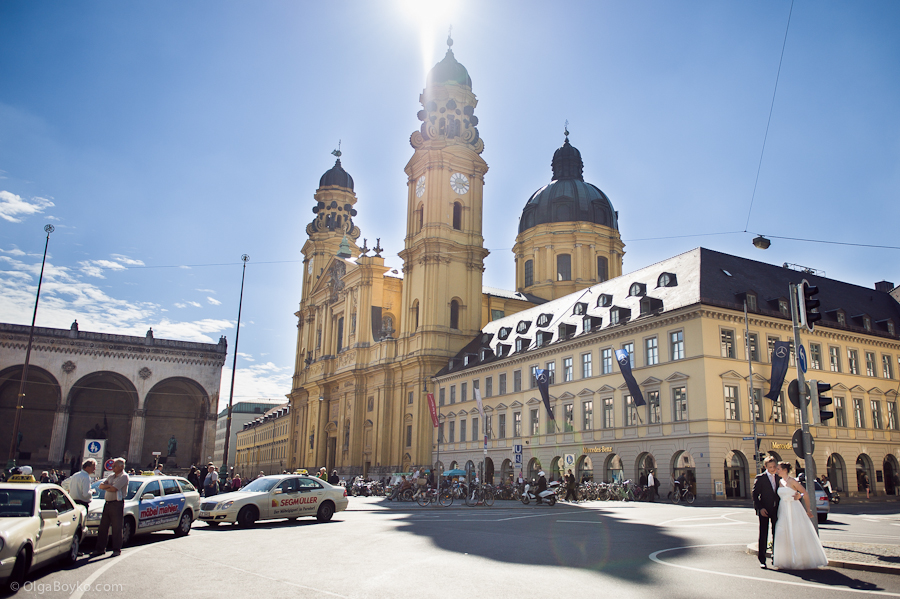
[524,260,534,287]
[336,317,344,352]
[597,256,608,282]
[412,301,419,330]
[453,202,462,230]
[557,254,571,281]
[450,300,460,329]
[415,204,423,233]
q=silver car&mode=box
[86,476,200,545]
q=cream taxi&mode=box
[86,475,200,545]
[198,474,348,527]
[0,481,86,593]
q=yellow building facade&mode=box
[235,403,292,478]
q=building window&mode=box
[452,202,462,230]
[772,392,784,423]
[561,357,573,382]
[545,361,556,384]
[887,401,898,431]
[583,400,593,430]
[673,387,687,422]
[625,395,637,426]
[645,337,659,366]
[450,385,456,404]
[415,204,423,233]
[530,409,540,436]
[485,376,493,398]
[597,256,608,282]
[406,425,412,447]
[837,311,846,325]
[848,349,859,375]
[601,348,613,374]
[408,391,414,405]
[794,407,802,425]
[460,419,467,443]
[449,421,455,443]
[871,400,883,430]
[524,259,534,288]
[557,254,572,281]
[499,414,507,438]
[368,396,375,411]
[450,300,460,329]
[866,352,876,377]
[767,336,778,361]
[829,346,841,372]
[472,418,479,441]
[752,388,763,422]
[810,344,822,370]
[721,329,736,359]
[835,397,847,427]
[530,366,539,388]
[603,397,614,428]
[724,385,739,420]
[670,331,685,361]
[883,355,894,379]
[622,342,635,367]
[461,382,468,402]
[491,309,504,321]
[564,404,574,432]
[438,422,445,442]
[514,411,522,436]
[648,390,660,424]
[853,398,865,428]
[746,293,758,311]
[513,370,522,392]
[581,352,593,378]
[336,317,344,352]
[439,388,445,407]
[778,299,789,316]
[864,317,871,331]
[499,373,507,395]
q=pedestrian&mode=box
[232,472,242,490]
[860,471,870,498]
[752,456,780,569]
[69,459,96,510]
[257,470,265,479]
[153,463,163,476]
[49,469,59,484]
[564,469,578,502]
[647,470,657,502]
[203,464,219,497]
[328,470,339,485]
[89,457,129,558]
[40,470,50,483]
[318,467,327,480]
[188,466,200,488]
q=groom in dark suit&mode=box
[752,455,780,568]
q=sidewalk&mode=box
[747,542,900,575]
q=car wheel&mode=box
[64,531,80,565]
[6,548,29,593]
[237,506,258,528]
[316,502,335,523]
[122,518,135,547]
[174,512,192,537]
[818,513,827,524]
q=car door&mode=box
[267,478,301,519]
[136,480,167,533]
[159,478,186,528]
[52,489,79,557]
[296,478,327,516]
[34,489,62,564]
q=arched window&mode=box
[524,259,534,287]
[453,202,462,230]
[450,300,460,329]
[557,254,571,281]
[597,256,608,282]
[412,300,420,330]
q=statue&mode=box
[167,435,177,456]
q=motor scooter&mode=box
[521,481,559,506]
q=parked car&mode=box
[86,476,200,546]
[198,474,348,527]
[0,483,86,593]
[798,474,830,523]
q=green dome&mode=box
[427,48,471,88]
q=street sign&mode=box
[743,437,754,441]
[797,344,808,373]
[83,439,105,463]
[791,428,814,459]
[788,379,809,409]
[104,459,114,471]
[757,433,766,437]
[513,444,523,454]
[514,454,522,464]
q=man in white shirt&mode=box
[153,464,163,476]
[89,458,129,558]
[647,470,656,502]
[68,459,96,509]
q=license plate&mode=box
[199,511,210,518]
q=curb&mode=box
[746,543,900,576]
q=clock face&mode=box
[415,175,426,197]
[450,172,469,195]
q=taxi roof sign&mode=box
[7,474,37,484]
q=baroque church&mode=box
[288,38,624,478]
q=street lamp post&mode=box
[7,225,54,470]
[220,255,249,477]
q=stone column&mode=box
[48,405,70,464]
[127,409,146,464]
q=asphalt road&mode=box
[9,499,900,599]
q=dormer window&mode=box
[536,313,553,328]
[639,296,664,316]
[496,343,511,357]
[629,282,647,297]
[515,337,529,353]
[583,316,602,333]
[558,323,577,340]
[746,292,757,312]
[597,294,613,308]
[516,320,531,335]
[464,354,477,366]
[889,321,896,335]
[864,317,872,331]
[536,331,554,347]
[778,299,789,316]
[657,273,677,287]
[497,327,512,341]
[572,302,587,316]
[837,311,846,326]
[480,348,494,361]
[610,306,631,325]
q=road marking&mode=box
[658,512,750,527]
[650,544,900,597]
[70,544,154,599]
[556,520,602,524]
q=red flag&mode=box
[427,393,439,428]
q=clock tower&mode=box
[399,35,488,358]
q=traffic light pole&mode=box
[789,283,819,534]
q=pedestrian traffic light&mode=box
[798,279,821,331]
[809,379,833,425]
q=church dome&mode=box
[319,158,354,191]
[426,37,471,89]
[518,138,618,234]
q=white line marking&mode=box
[70,544,154,599]
[649,543,900,597]
[556,520,603,524]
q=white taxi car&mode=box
[0,482,86,593]
[86,476,200,546]
[198,474,348,527]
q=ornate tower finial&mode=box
[331,139,342,158]
[373,238,383,257]
[447,25,453,49]
[564,120,569,142]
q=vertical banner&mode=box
[535,369,555,420]
[426,393,439,428]
[615,349,646,406]
[766,341,791,400]
[474,387,486,421]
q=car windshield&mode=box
[0,489,35,517]
[240,478,279,493]
[90,480,144,500]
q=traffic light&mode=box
[809,379,833,425]
[798,279,822,331]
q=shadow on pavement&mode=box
[788,568,885,590]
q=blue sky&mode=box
[2,1,898,409]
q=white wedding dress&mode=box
[773,480,828,569]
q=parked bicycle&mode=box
[465,483,495,507]
[416,486,453,507]
[669,482,695,504]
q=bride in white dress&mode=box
[773,462,828,569]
